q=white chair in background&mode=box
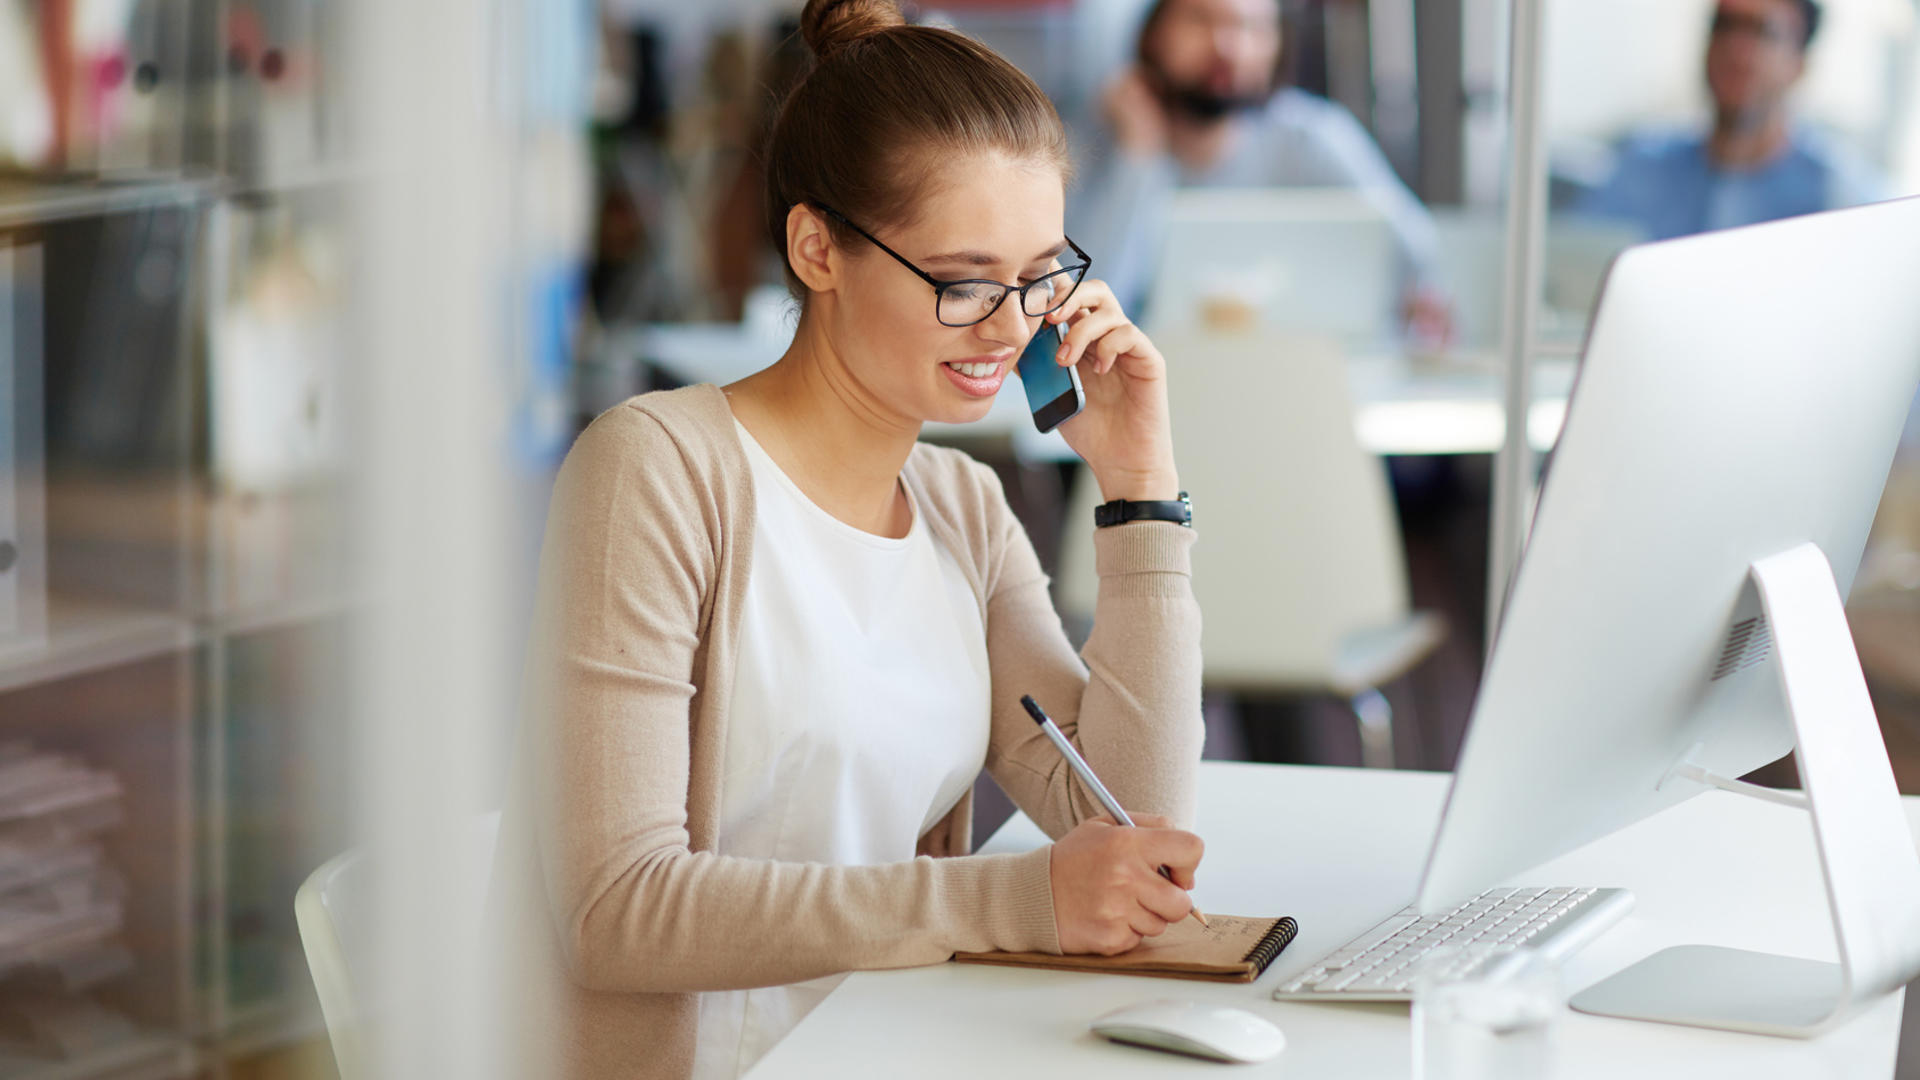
[1056,330,1444,768]
[294,810,502,1080]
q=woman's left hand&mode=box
[1043,279,1181,503]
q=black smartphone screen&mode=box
[1015,326,1081,433]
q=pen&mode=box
[1020,694,1210,929]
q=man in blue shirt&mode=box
[1578,0,1884,241]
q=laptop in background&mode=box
[1144,188,1398,349]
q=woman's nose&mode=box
[987,290,1034,342]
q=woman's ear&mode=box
[787,204,838,295]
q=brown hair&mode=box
[763,0,1073,298]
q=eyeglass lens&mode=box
[938,266,1086,327]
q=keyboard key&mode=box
[1357,914,1420,946]
[1348,975,1403,992]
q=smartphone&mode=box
[1015,324,1085,434]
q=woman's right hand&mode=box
[1049,815,1205,955]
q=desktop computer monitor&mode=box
[1413,196,1920,1034]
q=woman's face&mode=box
[822,151,1070,427]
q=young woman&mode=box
[494,2,1206,1077]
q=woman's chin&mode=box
[922,394,1000,428]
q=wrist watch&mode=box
[1094,491,1192,528]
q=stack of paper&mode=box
[0,742,138,1062]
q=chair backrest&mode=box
[1056,330,1411,689]
[294,810,502,1080]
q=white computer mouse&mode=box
[1089,999,1286,1064]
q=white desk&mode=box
[747,762,1915,1079]
[590,324,1575,461]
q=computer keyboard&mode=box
[1271,886,1634,1002]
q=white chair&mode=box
[1056,330,1444,768]
[294,810,502,1080]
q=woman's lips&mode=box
[941,356,1009,398]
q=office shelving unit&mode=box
[0,3,353,1077]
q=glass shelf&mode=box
[0,597,191,697]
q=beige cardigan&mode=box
[491,385,1203,1079]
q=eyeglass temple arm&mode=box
[816,204,946,289]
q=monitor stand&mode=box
[1570,542,1920,1037]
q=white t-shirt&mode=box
[689,422,992,1080]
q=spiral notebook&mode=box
[952,914,1298,983]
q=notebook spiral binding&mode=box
[1242,916,1300,974]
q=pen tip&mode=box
[1019,695,1047,725]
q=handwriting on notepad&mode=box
[1131,915,1265,955]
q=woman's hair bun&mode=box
[800,0,907,59]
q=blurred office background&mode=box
[0,0,1917,1077]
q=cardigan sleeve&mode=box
[521,404,1063,996]
[972,462,1206,837]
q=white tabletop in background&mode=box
[746,761,1915,1080]
[599,323,1576,460]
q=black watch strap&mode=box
[1094,491,1192,528]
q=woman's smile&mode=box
[940,352,1013,397]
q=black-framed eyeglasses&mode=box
[818,205,1092,328]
